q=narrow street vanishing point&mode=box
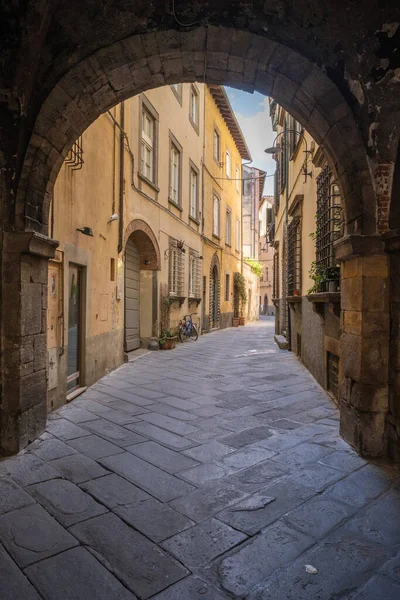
[0,318,399,599]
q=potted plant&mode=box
[159,328,177,350]
[308,262,328,294]
[293,289,300,296]
[233,272,247,326]
[326,266,340,293]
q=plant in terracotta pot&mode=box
[159,328,177,350]
[326,265,340,293]
[233,272,247,326]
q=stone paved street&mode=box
[1,317,400,599]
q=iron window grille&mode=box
[189,250,202,299]
[274,170,280,214]
[316,166,342,269]
[168,240,185,296]
[288,217,301,295]
[65,136,84,170]
[273,251,280,298]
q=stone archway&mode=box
[1,9,400,456]
[124,220,160,351]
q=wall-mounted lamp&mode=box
[108,213,119,223]
[76,227,94,237]
[144,258,150,265]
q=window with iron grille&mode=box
[65,136,84,170]
[273,251,279,298]
[316,166,342,269]
[188,250,202,298]
[169,240,185,296]
[288,217,301,295]
[279,137,287,193]
[274,170,280,214]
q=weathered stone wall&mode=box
[300,298,325,389]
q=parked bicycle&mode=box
[178,313,199,342]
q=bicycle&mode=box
[178,313,199,342]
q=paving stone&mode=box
[218,445,276,471]
[70,512,188,597]
[29,479,108,526]
[270,418,304,430]
[169,481,248,522]
[46,418,91,440]
[139,412,199,435]
[162,517,247,567]
[82,418,147,446]
[99,452,195,501]
[283,496,356,539]
[25,546,137,600]
[127,421,195,449]
[29,438,77,461]
[219,426,274,448]
[325,465,395,507]
[152,576,229,600]
[115,497,193,542]
[0,479,35,515]
[159,396,202,410]
[318,450,367,472]
[183,440,235,463]
[256,432,303,452]
[126,440,199,473]
[48,454,108,483]
[125,386,166,400]
[248,529,391,600]
[353,575,400,600]
[103,398,149,415]
[271,442,334,471]
[218,479,314,535]
[0,504,78,568]
[90,386,155,406]
[188,426,233,443]
[56,405,99,423]
[217,520,313,597]
[149,403,199,420]
[345,489,400,546]
[225,459,286,493]
[80,473,150,508]
[191,406,227,417]
[380,551,400,583]
[0,454,59,486]
[288,462,344,492]
[66,434,124,459]
[179,463,228,485]
[0,543,41,600]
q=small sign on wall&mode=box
[47,347,58,391]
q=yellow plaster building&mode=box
[202,85,252,330]
[48,83,255,410]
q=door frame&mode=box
[66,262,85,398]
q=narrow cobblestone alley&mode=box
[0,317,399,599]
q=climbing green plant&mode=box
[244,258,263,277]
[233,272,248,317]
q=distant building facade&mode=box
[259,195,275,316]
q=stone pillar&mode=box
[336,235,390,457]
[0,232,58,455]
[383,231,400,460]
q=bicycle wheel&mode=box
[179,324,188,343]
[189,324,198,341]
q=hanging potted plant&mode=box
[159,328,177,350]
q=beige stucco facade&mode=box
[259,196,275,316]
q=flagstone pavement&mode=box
[0,317,399,599]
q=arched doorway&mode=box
[124,220,161,352]
[209,253,220,329]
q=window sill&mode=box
[212,234,221,241]
[168,199,183,212]
[225,242,232,248]
[189,215,200,226]
[306,292,340,304]
[138,172,159,192]
[169,295,186,307]
[188,297,202,306]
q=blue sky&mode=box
[225,87,276,195]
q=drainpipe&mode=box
[201,88,206,235]
[118,102,125,254]
[284,125,292,351]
